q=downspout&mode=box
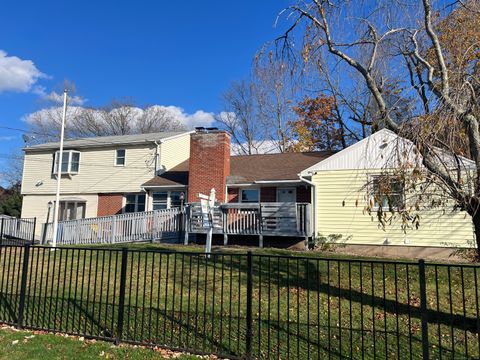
[153,140,162,176]
[299,173,317,239]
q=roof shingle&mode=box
[142,151,333,187]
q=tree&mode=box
[290,94,344,151]
[218,80,268,155]
[26,97,187,144]
[0,184,22,217]
[279,0,480,256]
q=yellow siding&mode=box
[21,194,98,237]
[313,169,474,248]
[22,145,157,195]
[160,134,190,171]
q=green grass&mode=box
[0,243,479,359]
[0,326,200,359]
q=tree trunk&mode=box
[471,212,480,260]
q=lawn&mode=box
[0,242,478,359]
[0,326,200,359]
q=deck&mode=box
[42,202,313,247]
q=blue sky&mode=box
[0,0,291,177]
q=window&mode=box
[53,150,80,175]
[125,194,146,213]
[152,192,168,210]
[152,191,186,210]
[240,189,259,203]
[370,175,405,210]
[58,201,86,221]
[115,149,126,166]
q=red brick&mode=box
[227,188,239,202]
[97,193,123,216]
[187,131,230,203]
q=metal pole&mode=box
[17,244,31,328]
[246,251,253,359]
[419,259,430,359]
[116,247,128,345]
[51,89,68,248]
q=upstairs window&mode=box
[53,151,80,175]
[369,175,405,210]
[115,149,126,166]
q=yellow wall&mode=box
[313,169,475,248]
[160,134,191,171]
[21,194,99,238]
[22,145,157,195]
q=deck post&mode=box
[223,233,228,246]
[259,234,263,248]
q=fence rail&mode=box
[188,202,312,237]
[43,208,185,245]
[0,216,36,245]
[0,244,478,359]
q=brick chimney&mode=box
[188,128,230,203]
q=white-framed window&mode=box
[124,193,146,213]
[152,191,186,210]
[52,150,80,175]
[115,149,126,166]
[240,188,259,203]
[369,174,405,210]
[277,187,297,203]
[58,201,86,221]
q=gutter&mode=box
[298,172,317,238]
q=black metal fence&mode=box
[0,244,478,359]
[0,216,36,245]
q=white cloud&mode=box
[157,106,215,129]
[0,136,16,141]
[22,104,216,130]
[0,50,46,93]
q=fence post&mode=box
[0,217,4,245]
[17,244,31,328]
[115,247,128,345]
[419,259,430,359]
[110,216,117,244]
[246,251,253,359]
[31,218,36,244]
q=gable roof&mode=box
[142,151,333,188]
[301,128,476,174]
[24,131,192,152]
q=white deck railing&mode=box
[43,208,185,245]
[0,215,36,244]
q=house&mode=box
[21,131,192,236]
[21,129,330,239]
[21,127,475,254]
[301,129,475,256]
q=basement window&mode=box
[53,151,80,175]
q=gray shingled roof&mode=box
[24,131,191,151]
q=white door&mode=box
[277,187,296,203]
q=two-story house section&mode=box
[21,131,192,236]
